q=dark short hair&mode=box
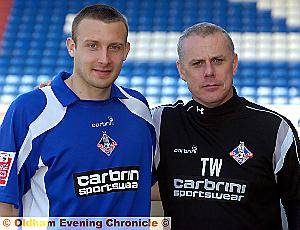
[72,4,129,43]
[177,22,235,61]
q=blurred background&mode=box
[0,0,300,128]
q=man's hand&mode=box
[34,80,52,90]
[0,202,18,217]
[151,182,161,201]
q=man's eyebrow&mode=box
[188,58,205,65]
[109,42,124,46]
[83,40,99,44]
[188,55,226,64]
[212,55,226,59]
[82,40,125,46]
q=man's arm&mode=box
[0,202,18,216]
[276,118,300,230]
[151,182,161,201]
[282,200,300,230]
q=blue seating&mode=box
[116,76,130,87]
[147,76,162,86]
[240,86,257,97]
[131,76,146,87]
[0,0,299,106]
[239,68,256,79]
[272,69,286,79]
[273,87,289,97]
[162,76,177,86]
[162,86,176,96]
[257,96,272,105]
[289,77,300,87]
[257,69,272,78]
[0,57,10,66]
[273,96,289,105]
[146,86,161,96]
[289,87,300,97]
[2,85,18,94]
[273,78,289,87]
[257,77,272,87]
[272,18,287,32]
[289,70,300,79]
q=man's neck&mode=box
[65,75,111,101]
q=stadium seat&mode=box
[145,86,161,96]
[131,76,146,87]
[116,76,130,87]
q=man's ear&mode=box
[123,42,131,61]
[66,37,76,58]
[176,60,187,82]
[232,53,238,76]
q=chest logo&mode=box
[229,141,253,165]
[97,132,118,156]
[91,116,114,128]
[174,145,197,154]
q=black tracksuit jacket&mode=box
[153,90,300,230]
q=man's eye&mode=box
[212,59,223,64]
[192,61,204,66]
[89,43,97,49]
[109,45,121,51]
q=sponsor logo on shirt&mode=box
[173,145,197,154]
[73,166,140,197]
[0,151,15,186]
[229,141,253,165]
[91,116,114,128]
[173,176,248,202]
[97,132,118,156]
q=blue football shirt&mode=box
[0,72,156,217]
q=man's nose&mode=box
[204,62,215,77]
[97,48,109,65]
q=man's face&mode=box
[67,18,130,96]
[177,32,238,108]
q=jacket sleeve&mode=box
[282,199,300,230]
[275,119,300,229]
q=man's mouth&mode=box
[92,68,112,77]
[203,83,219,87]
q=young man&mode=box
[0,4,155,217]
[152,22,300,229]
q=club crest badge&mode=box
[97,132,118,156]
[229,141,253,165]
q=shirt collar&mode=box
[185,87,241,117]
[51,71,128,107]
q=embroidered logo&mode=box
[196,106,204,114]
[229,142,253,165]
[91,116,114,128]
[174,145,197,154]
[0,151,15,186]
[97,132,118,156]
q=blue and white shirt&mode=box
[0,72,156,217]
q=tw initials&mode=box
[201,158,223,177]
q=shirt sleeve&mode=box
[151,106,164,171]
[282,200,300,230]
[276,119,300,228]
[0,100,27,207]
